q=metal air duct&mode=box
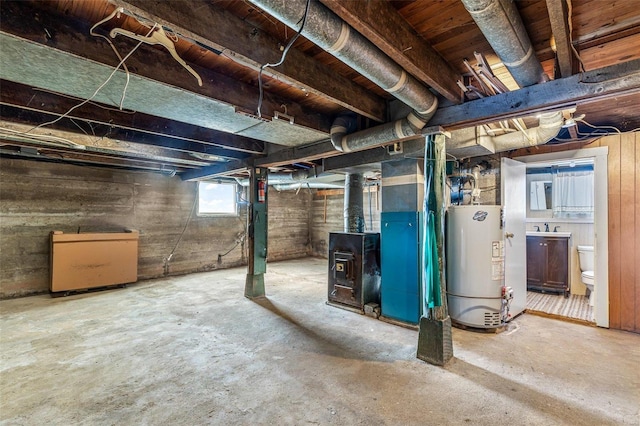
[461,0,547,87]
[344,173,364,232]
[247,0,438,153]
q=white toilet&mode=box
[577,245,595,306]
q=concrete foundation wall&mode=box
[0,158,311,298]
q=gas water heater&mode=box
[447,205,513,328]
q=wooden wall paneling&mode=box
[267,190,312,260]
[636,132,640,332]
[604,135,622,329]
[619,133,636,331]
[310,193,343,257]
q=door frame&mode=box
[516,147,609,327]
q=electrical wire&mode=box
[89,7,130,110]
[165,187,198,268]
[566,0,586,73]
[32,88,137,114]
[28,23,158,134]
[0,126,86,149]
[256,0,311,118]
[576,118,621,134]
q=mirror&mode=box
[530,181,552,210]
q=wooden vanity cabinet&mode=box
[526,236,570,297]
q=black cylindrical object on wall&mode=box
[344,173,364,232]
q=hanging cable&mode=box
[164,186,198,274]
[256,0,311,118]
[566,0,586,73]
[28,23,158,134]
[576,118,621,134]
[89,7,130,110]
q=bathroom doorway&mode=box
[515,147,609,327]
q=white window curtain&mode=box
[552,170,594,218]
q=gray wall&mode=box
[0,158,311,298]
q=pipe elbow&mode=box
[330,113,357,152]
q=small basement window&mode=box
[198,181,237,216]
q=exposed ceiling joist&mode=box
[254,141,339,168]
[0,1,332,136]
[0,120,208,167]
[252,60,640,166]
[0,105,253,161]
[1,80,264,155]
[0,147,188,174]
[180,160,251,181]
[319,0,462,103]
[545,0,575,78]
[110,0,387,122]
[430,59,640,130]
[322,137,427,173]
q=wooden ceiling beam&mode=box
[180,160,251,181]
[319,0,462,103]
[253,60,640,166]
[0,147,190,174]
[430,59,640,130]
[0,80,263,156]
[0,120,210,167]
[0,105,253,161]
[546,0,575,77]
[110,0,386,122]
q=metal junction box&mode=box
[328,232,380,310]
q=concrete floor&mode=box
[1,258,639,425]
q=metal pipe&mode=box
[248,0,438,153]
[461,0,547,88]
[272,182,343,191]
[344,173,364,232]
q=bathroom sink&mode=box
[526,231,572,238]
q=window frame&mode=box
[196,181,238,217]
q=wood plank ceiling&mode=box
[1,0,639,179]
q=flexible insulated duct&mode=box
[490,111,563,150]
[461,0,546,87]
[448,111,564,156]
[248,0,438,152]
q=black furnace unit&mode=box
[328,232,381,310]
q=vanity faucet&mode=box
[534,226,540,232]
[544,223,549,232]
[554,226,560,232]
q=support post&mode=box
[245,167,268,298]
[417,134,454,366]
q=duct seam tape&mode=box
[331,125,347,134]
[394,120,407,138]
[503,45,534,68]
[386,70,408,94]
[407,111,427,129]
[341,136,352,152]
[465,0,496,15]
[328,22,350,54]
[417,98,438,116]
